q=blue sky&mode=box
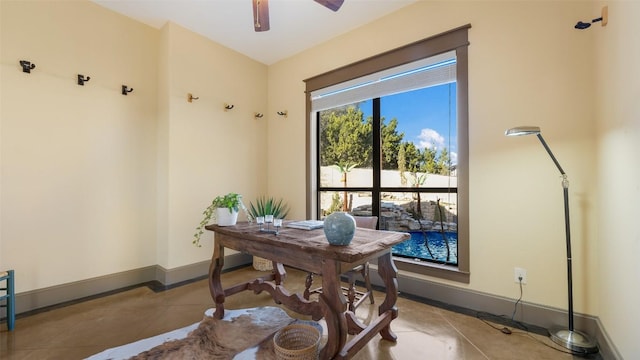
[358,83,458,164]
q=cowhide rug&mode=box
[85,307,323,360]
[127,307,295,360]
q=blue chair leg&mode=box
[1,270,15,331]
[7,270,15,331]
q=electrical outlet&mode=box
[514,267,527,284]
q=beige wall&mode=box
[1,1,159,291]
[0,2,267,290]
[157,22,268,269]
[594,1,640,357]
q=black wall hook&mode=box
[122,85,134,95]
[575,18,602,29]
[575,6,608,29]
[19,60,36,73]
[77,74,91,86]
[277,110,288,118]
[224,103,234,111]
[254,112,264,118]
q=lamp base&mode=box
[549,327,599,355]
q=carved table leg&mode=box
[303,272,313,300]
[377,251,399,342]
[347,272,357,313]
[208,243,225,319]
[362,262,375,304]
[273,262,286,285]
[272,262,287,304]
[319,259,348,360]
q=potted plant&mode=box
[193,192,246,247]
[248,196,290,220]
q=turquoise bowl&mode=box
[323,212,356,246]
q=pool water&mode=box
[392,231,458,265]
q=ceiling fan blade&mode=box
[252,0,270,32]
[314,0,344,12]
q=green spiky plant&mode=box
[248,196,290,220]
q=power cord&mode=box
[477,314,588,356]
[477,278,596,357]
[477,276,527,335]
[511,276,524,321]
[476,311,528,334]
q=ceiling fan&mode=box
[252,0,345,32]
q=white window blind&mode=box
[311,51,456,112]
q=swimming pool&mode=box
[392,230,458,265]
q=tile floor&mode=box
[1,266,600,359]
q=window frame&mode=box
[304,25,471,283]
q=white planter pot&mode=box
[216,208,238,226]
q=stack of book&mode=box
[286,220,324,230]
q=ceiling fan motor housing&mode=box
[253,0,344,32]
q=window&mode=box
[305,25,470,283]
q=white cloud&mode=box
[417,128,444,150]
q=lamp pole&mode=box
[505,127,598,354]
[534,133,574,331]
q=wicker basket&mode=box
[253,256,273,271]
[273,324,321,360]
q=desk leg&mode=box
[319,259,348,360]
[274,262,286,285]
[208,243,225,319]
[377,252,399,342]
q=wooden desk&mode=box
[205,222,410,360]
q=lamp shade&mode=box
[505,126,541,137]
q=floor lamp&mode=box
[505,126,598,355]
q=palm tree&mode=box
[335,162,357,212]
[410,172,427,218]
